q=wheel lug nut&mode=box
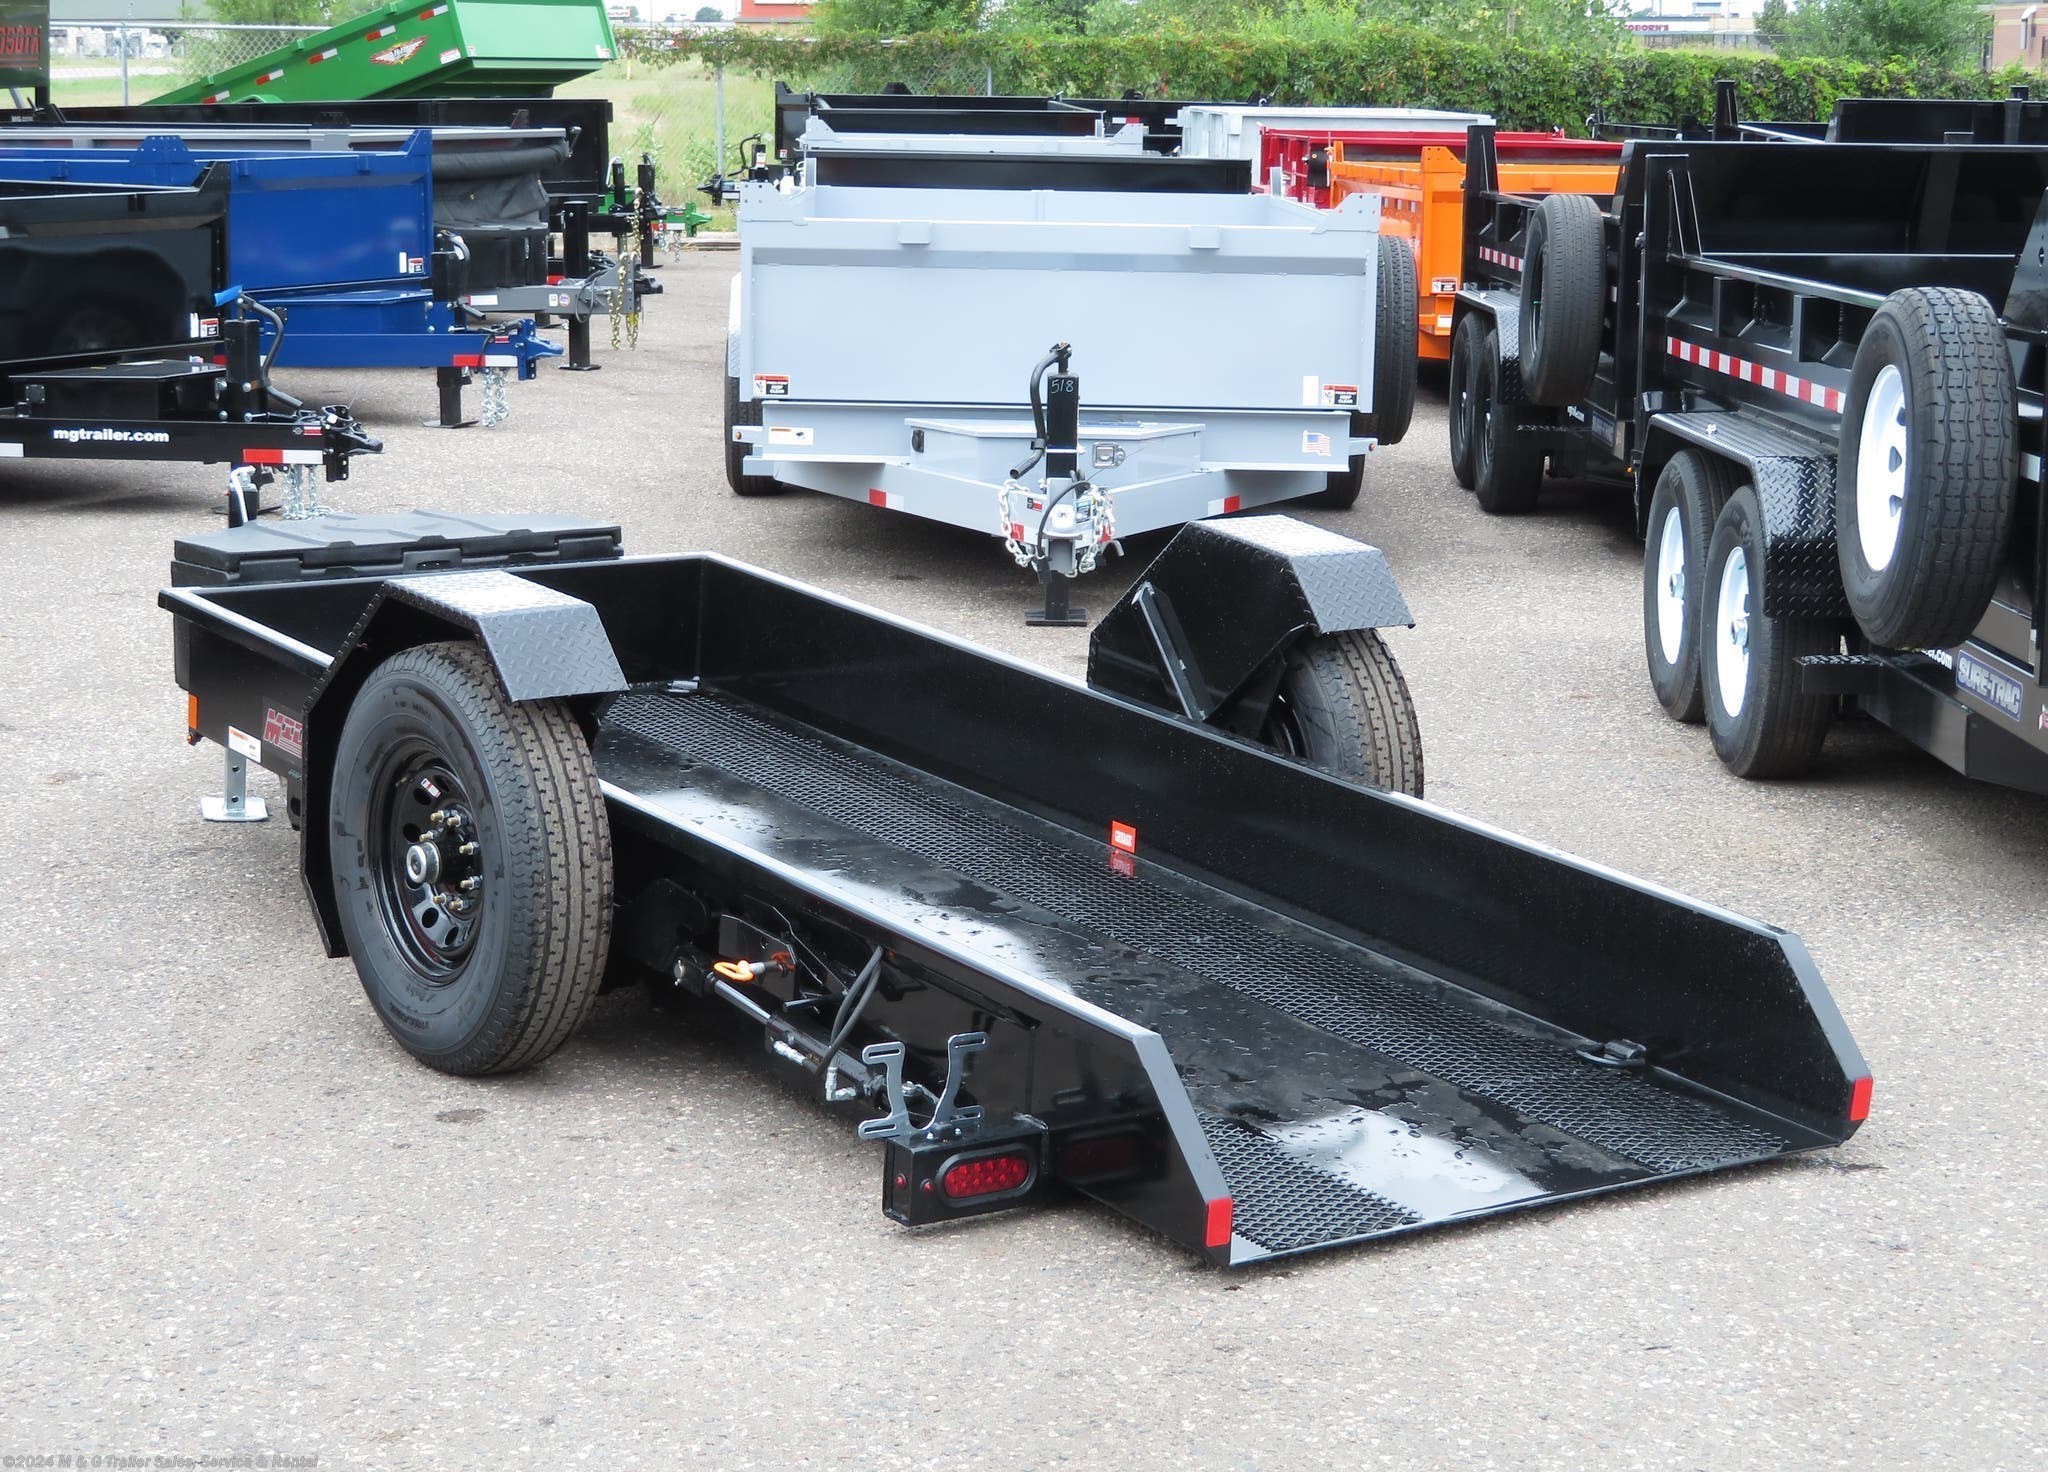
[458,877,481,892]
[458,842,478,856]
[428,809,446,824]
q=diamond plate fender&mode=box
[1643,413,1851,622]
[297,569,628,957]
[1088,515,1413,727]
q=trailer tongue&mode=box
[162,514,1870,1263]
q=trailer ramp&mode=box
[597,687,1833,1263]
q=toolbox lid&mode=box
[171,510,622,586]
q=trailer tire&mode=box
[1305,412,1367,509]
[1836,287,2018,650]
[1473,330,1545,514]
[329,641,614,1076]
[1358,235,1418,447]
[1259,629,1424,797]
[1642,451,1736,723]
[1701,489,1836,778]
[723,375,785,498]
[1447,312,1486,491]
[1518,193,1604,407]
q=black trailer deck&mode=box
[163,519,1869,1264]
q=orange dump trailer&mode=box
[1261,129,1622,361]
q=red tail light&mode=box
[941,1151,1032,1200]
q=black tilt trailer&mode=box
[1450,126,2048,794]
[162,513,1869,1264]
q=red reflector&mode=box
[1848,1075,1873,1123]
[1222,495,1242,513]
[941,1152,1031,1200]
[1109,821,1138,854]
[867,489,888,507]
[1009,521,1027,542]
[450,354,484,369]
[1204,1196,1234,1249]
[241,448,284,465]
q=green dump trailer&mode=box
[153,0,617,106]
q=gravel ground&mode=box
[1,249,2042,1470]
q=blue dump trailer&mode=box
[0,130,557,426]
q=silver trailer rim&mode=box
[1655,504,1687,666]
[1855,362,1908,573]
[1716,545,1752,718]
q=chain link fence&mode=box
[45,22,321,107]
[598,39,996,204]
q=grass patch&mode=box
[560,59,774,223]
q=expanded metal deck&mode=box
[598,688,1797,1256]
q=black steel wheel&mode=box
[330,641,613,1076]
[1641,450,1736,724]
[1258,629,1424,797]
[1303,411,1367,510]
[1447,311,1486,491]
[1357,234,1418,447]
[1473,329,1545,515]
[723,374,785,498]
[1836,287,2017,650]
[1700,488,1836,779]
[1518,192,1605,407]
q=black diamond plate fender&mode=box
[1643,413,1852,622]
[1458,289,1529,406]
[297,569,628,957]
[1088,516,1413,727]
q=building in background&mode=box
[1987,4,2048,68]
[734,0,812,26]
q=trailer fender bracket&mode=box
[1088,516,1412,727]
[1643,413,1851,621]
[297,570,627,957]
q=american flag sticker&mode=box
[1303,431,1332,457]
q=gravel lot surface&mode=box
[1,249,2042,1469]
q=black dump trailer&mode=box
[1448,126,2048,795]
[37,97,664,269]
[161,511,1870,1265]
[701,84,1209,200]
[771,82,1190,159]
[0,167,377,490]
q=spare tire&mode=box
[1359,234,1418,447]
[1836,287,2017,650]
[1518,193,1605,407]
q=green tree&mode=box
[811,0,985,34]
[1755,0,1790,50]
[1777,0,1988,67]
[206,0,335,23]
[696,4,723,18]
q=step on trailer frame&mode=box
[1449,123,2048,792]
[0,169,378,496]
[160,510,1870,1265]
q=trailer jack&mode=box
[1005,342,1117,626]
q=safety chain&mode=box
[608,267,624,352]
[281,464,329,521]
[479,367,511,427]
[996,479,1116,572]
